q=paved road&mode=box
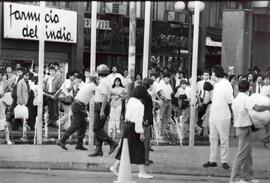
[0,169,269,183]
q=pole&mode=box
[89,1,97,146]
[90,1,97,72]
[189,3,200,146]
[128,2,136,80]
[36,1,46,145]
[187,11,192,78]
[142,1,151,79]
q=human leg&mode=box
[138,165,153,179]
[110,160,120,176]
[215,119,231,164]
[90,103,118,156]
[108,106,116,135]
[158,102,167,137]
[143,125,151,165]
[76,109,88,149]
[230,127,253,182]
[203,120,219,167]
[115,105,122,133]
[57,102,82,149]
[0,100,11,144]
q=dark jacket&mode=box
[143,90,153,127]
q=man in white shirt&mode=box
[197,70,210,100]
[122,70,131,89]
[57,75,96,151]
[44,66,62,127]
[88,64,118,157]
[84,68,91,83]
[203,65,234,170]
[230,80,270,183]
[107,66,123,88]
[156,72,173,138]
[253,75,263,94]
[197,70,211,128]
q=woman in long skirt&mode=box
[110,86,153,179]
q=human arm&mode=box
[134,100,144,136]
[252,104,270,112]
[52,88,63,99]
[99,83,109,119]
[100,94,108,119]
[16,82,23,105]
[228,103,233,120]
[126,98,144,137]
[120,88,128,100]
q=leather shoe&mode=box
[148,159,154,164]
[108,142,118,155]
[222,162,230,170]
[75,146,88,151]
[138,173,153,179]
[88,150,103,157]
[202,161,217,168]
[144,159,154,166]
[56,140,68,151]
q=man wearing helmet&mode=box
[89,64,119,157]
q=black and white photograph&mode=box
[0,1,269,183]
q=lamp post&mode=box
[36,1,46,145]
[175,1,205,146]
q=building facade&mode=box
[0,1,84,72]
[81,1,255,76]
[1,1,270,76]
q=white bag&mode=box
[2,92,13,106]
[249,93,270,128]
[14,105,29,120]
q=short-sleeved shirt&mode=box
[61,79,73,96]
[74,82,96,105]
[94,77,109,103]
[47,76,55,93]
[156,79,173,100]
[232,92,256,127]
[209,78,234,120]
[110,87,127,107]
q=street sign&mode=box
[3,2,77,43]
[84,18,111,30]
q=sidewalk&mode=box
[0,144,269,179]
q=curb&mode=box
[0,160,269,179]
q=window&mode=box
[245,12,251,33]
[46,1,60,7]
[85,2,91,12]
[64,2,71,8]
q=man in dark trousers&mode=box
[56,74,97,151]
[88,64,118,157]
[141,78,155,166]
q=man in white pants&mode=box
[203,65,234,170]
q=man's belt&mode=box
[74,99,86,106]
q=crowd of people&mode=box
[1,61,270,181]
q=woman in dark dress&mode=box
[110,86,153,179]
